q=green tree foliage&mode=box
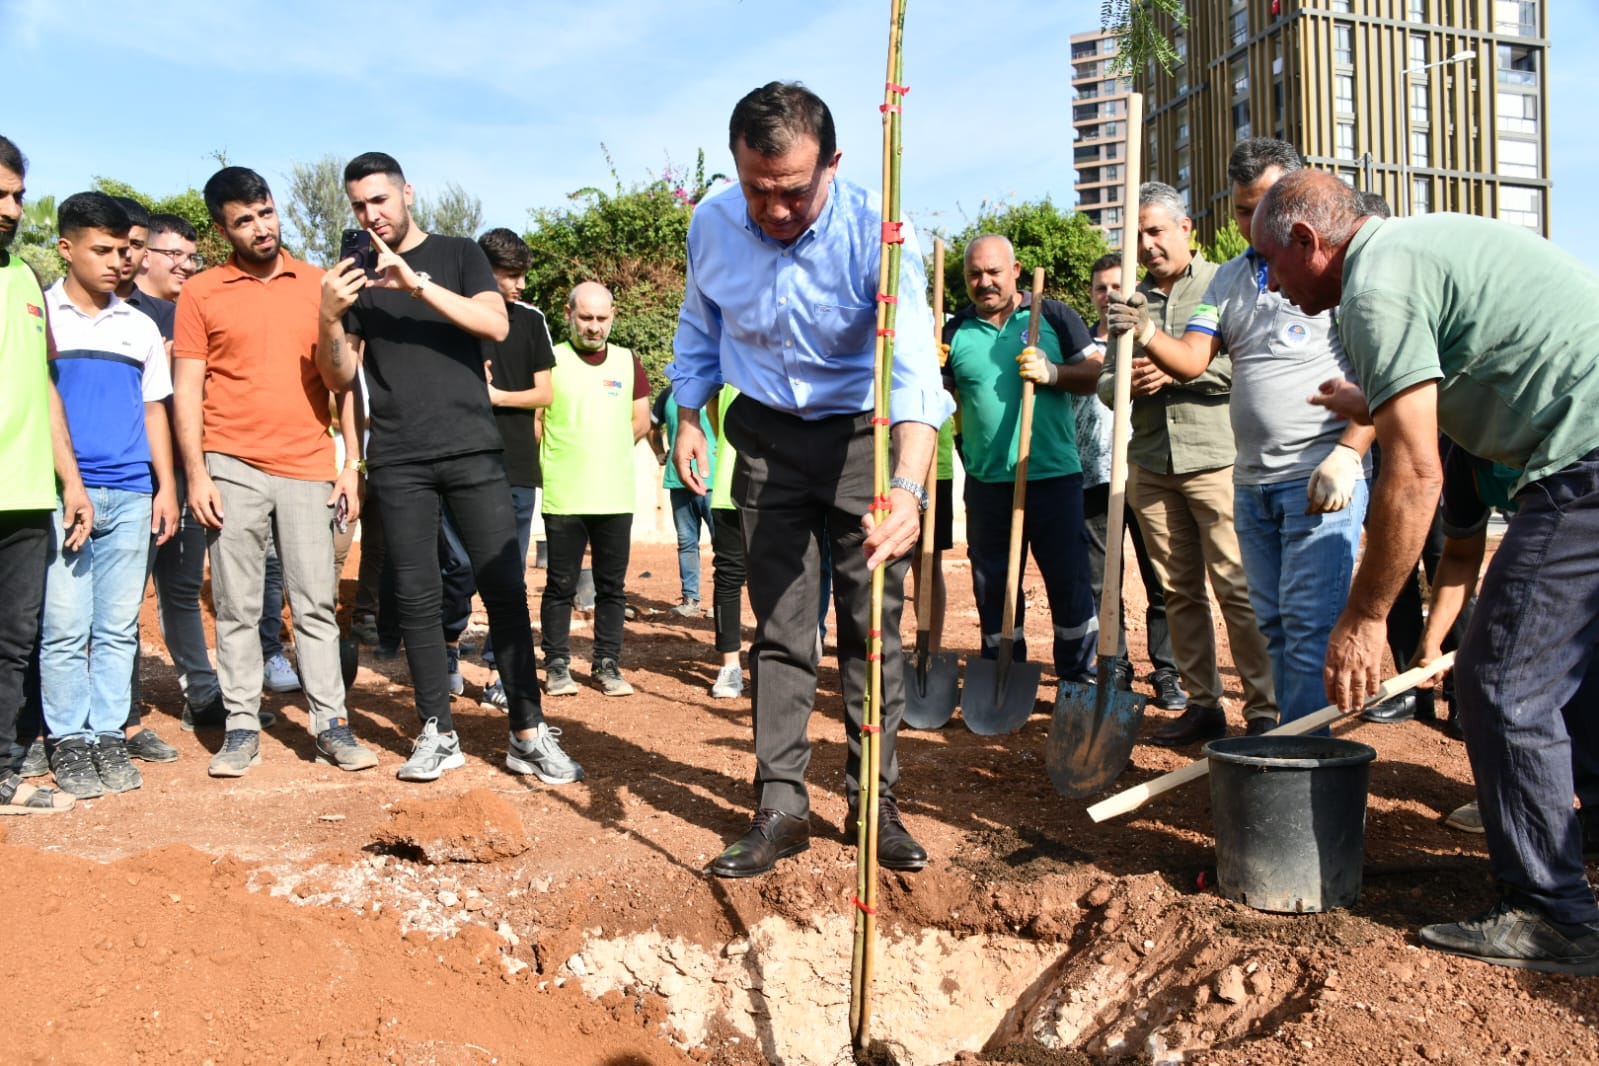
[937,199,1111,322]
[14,194,62,285]
[1205,218,1249,263]
[522,150,727,391]
[1101,0,1188,79]
[414,181,483,240]
[284,155,350,267]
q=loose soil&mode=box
[5,541,1595,1065]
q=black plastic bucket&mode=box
[1203,735,1378,914]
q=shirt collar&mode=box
[220,247,301,282]
[46,280,129,319]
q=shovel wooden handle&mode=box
[916,239,946,636]
[996,268,1045,664]
[1085,653,1457,823]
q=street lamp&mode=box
[1401,48,1476,217]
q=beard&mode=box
[0,220,15,251]
[234,232,279,265]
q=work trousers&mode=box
[1083,481,1175,673]
[724,397,910,817]
[1456,449,1599,925]
[1129,463,1277,720]
[711,507,746,654]
[0,512,50,764]
[964,474,1097,681]
[367,451,541,734]
[541,512,632,666]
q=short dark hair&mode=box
[729,81,837,162]
[344,152,405,185]
[112,196,151,231]
[1355,191,1393,219]
[203,166,274,223]
[478,227,531,274]
[1227,138,1304,187]
[149,212,198,242]
[1090,253,1121,276]
[0,134,27,177]
[59,191,131,239]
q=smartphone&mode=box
[334,494,349,534]
[339,229,382,280]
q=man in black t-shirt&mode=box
[474,227,556,711]
[316,152,582,785]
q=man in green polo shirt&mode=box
[1101,182,1277,746]
[943,234,1099,681]
[1254,168,1599,975]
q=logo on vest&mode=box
[26,303,43,318]
[1281,322,1309,345]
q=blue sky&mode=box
[10,1,1595,268]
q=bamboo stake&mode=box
[851,0,907,1051]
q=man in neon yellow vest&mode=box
[541,282,651,697]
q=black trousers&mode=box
[540,513,632,666]
[711,507,745,654]
[0,512,51,763]
[724,397,911,817]
[366,451,541,733]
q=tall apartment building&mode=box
[1071,28,1134,247]
[1135,0,1548,246]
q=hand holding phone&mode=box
[339,229,382,281]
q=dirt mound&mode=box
[374,787,531,863]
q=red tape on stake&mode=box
[881,221,904,244]
[879,103,901,114]
[876,293,899,304]
[870,417,890,426]
[886,82,910,95]
[854,896,878,915]
[876,328,896,338]
[862,723,883,733]
[868,629,882,638]
[873,494,892,508]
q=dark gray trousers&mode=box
[724,397,911,818]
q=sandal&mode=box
[0,772,76,815]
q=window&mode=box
[1411,129,1430,168]
[1409,34,1429,69]
[1499,185,1541,230]
[1232,59,1249,99]
[1103,207,1122,226]
[1410,82,1429,125]
[1496,0,1537,37]
[1332,0,1351,10]
[1079,188,1103,206]
[1177,146,1191,187]
[1106,228,1123,247]
[1336,122,1356,161]
[1334,25,1353,66]
[1232,102,1252,138]
[1411,179,1431,215]
[1101,122,1120,139]
[1500,139,1540,178]
[1232,9,1248,45]
[1409,0,1427,20]
[1176,102,1190,145]
[1103,165,1122,184]
[1336,75,1355,115]
[1498,44,1538,87]
[1497,91,1539,135]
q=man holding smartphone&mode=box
[316,152,583,786]
[174,166,376,777]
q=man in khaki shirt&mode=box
[1098,182,1276,745]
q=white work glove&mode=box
[1306,444,1363,514]
[1015,345,1058,386]
[1105,291,1156,345]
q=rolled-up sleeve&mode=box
[666,232,723,411]
[888,227,955,427]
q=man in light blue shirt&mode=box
[668,81,952,879]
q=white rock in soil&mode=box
[437,890,460,908]
[1215,964,1247,1005]
[566,953,588,976]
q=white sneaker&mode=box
[263,653,301,693]
[710,663,744,699]
[396,718,465,782]
[506,723,585,785]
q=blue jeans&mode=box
[670,487,712,601]
[261,532,285,659]
[1234,476,1367,725]
[40,488,153,740]
[150,494,220,707]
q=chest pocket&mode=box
[811,302,876,356]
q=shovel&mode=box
[962,267,1047,736]
[903,238,960,729]
[1048,91,1149,797]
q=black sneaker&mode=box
[1150,668,1189,711]
[125,728,179,763]
[91,735,143,793]
[49,737,104,799]
[20,739,49,778]
[1112,658,1136,692]
[1419,897,1599,975]
[182,694,226,732]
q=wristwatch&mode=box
[890,476,929,512]
[410,272,431,300]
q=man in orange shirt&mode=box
[173,166,376,778]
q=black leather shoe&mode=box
[1150,668,1189,711]
[1362,690,1417,724]
[1149,704,1226,747]
[845,796,928,871]
[1244,716,1276,736]
[1414,687,1438,721]
[1112,658,1136,692]
[710,808,810,879]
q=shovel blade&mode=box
[1047,680,1147,797]
[961,656,1044,735]
[902,653,961,730]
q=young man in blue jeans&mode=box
[651,383,716,617]
[40,192,178,798]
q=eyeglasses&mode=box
[147,247,203,271]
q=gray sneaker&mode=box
[670,597,701,618]
[50,737,104,798]
[20,739,49,778]
[710,663,745,699]
[208,730,261,778]
[316,719,379,771]
[92,735,143,793]
[479,678,508,712]
[396,718,465,782]
[545,659,579,697]
[125,728,179,763]
[1419,898,1599,975]
[446,645,464,696]
[506,723,585,784]
[593,657,634,697]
